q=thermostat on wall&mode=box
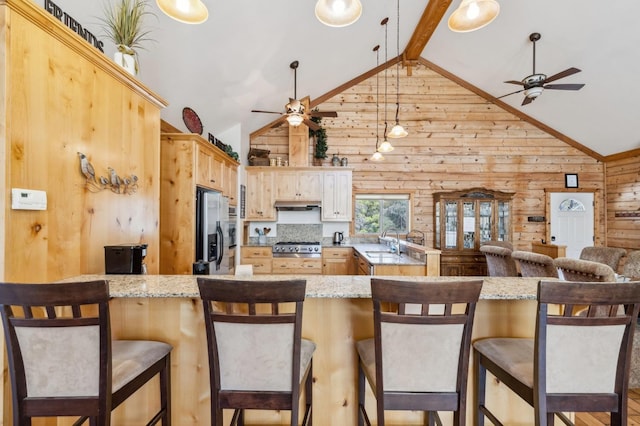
[11,188,47,210]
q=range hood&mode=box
[274,201,322,211]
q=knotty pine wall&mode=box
[1,0,165,283]
[605,153,640,249]
[251,61,607,249]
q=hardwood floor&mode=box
[574,388,640,425]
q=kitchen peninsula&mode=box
[60,274,544,425]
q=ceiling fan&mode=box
[497,32,585,106]
[251,60,337,131]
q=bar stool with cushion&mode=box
[475,280,640,425]
[479,245,519,277]
[356,278,483,426]
[197,278,314,426]
[0,280,172,425]
[511,250,559,278]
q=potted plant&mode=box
[309,115,328,166]
[100,0,154,75]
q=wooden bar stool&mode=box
[197,278,314,426]
[474,280,640,425]
[356,278,483,426]
[0,280,172,425]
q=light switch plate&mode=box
[11,188,47,210]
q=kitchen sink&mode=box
[366,251,401,260]
[365,250,393,255]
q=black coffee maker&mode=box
[104,244,147,274]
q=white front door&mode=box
[549,192,595,258]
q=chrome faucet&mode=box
[382,229,401,256]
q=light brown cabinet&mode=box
[274,169,323,201]
[246,168,276,220]
[434,188,513,276]
[223,159,238,204]
[322,247,355,275]
[160,133,239,274]
[272,257,322,274]
[240,246,272,274]
[322,170,352,221]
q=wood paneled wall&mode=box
[605,153,640,249]
[1,0,166,283]
[251,61,605,249]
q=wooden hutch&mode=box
[434,188,514,276]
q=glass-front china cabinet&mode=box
[434,188,514,276]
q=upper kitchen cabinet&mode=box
[224,160,239,205]
[322,170,352,222]
[434,188,513,276]
[246,167,276,221]
[196,144,225,192]
[274,169,323,201]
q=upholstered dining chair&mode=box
[554,257,616,282]
[622,250,640,280]
[356,278,483,426]
[579,246,627,273]
[474,280,640,425]
[197,278,314,426]
[0,280,172,426]
[511,250,559,278]
[479,245,519,277]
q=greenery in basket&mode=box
[99,0,155,72]
[309,114,328,160]
[224,144,239,161]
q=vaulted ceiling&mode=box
[51,0,640,158]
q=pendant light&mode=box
[448,0,499,33]
[377,17,394,153]
[371,44,384,161]
[386,0,408,139]
[315,0,362,27]
[156,0,209,24]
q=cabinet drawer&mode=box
[272,258,322,275]
[240,247,272,258]
[241,258,272,274]
[322,248,351,260]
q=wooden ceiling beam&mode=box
[404,0,453,61]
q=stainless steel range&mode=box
[272,242,322,258]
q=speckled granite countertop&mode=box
[58,275,540,300]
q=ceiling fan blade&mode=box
[545,67,581,84]
[251,109,283,115]
[304,118,321,131]
[543,83,585,91]
[496,88,525,99]
[522,96,534,106]
[309,111,338,118]
[504,80,525,86]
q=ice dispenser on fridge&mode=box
[104,244,147,274]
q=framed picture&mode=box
[565,173,579,188]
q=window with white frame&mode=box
[354,194,410,235]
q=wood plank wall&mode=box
[251,62,606,249]
[605,153,640,249]
[1,1,165,283]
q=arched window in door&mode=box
[559,198,586,212]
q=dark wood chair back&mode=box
[357,278,483,426]
[197,278,313,426]
[0,280,171,426]
[475,280,640,425]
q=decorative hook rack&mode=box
[77,152,139,195]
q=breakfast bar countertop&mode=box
[59,274,540,300]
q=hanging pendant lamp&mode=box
[315,0,362,27]
[387,0,407,139]
[378,17,394,153]
[371,44,384,161]
[448,0,499,33]
[156,0,209,24]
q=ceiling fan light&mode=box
[377,140,394,153]
[525,86,544,99]
[286,113,304,127]
[371,151,385,161]
[156,0,208,24]
[448,0,499,33]
[315,0,362,27]
[387,123,408,139]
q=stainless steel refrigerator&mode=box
[195,187,232,274]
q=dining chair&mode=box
[511,250,559,278]
[197,278,314,426]
[579,246,627,273]
[356,278,483,426]
[622,250,640,280]
[0,280,172,425]
[479,245,519,277]
[474,280,640,425]
[554,257,616,282]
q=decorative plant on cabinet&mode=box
[310,115,328,166]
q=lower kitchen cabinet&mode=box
[272,257,322,274]
[240,246,272,274]
[322,247,355,275]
